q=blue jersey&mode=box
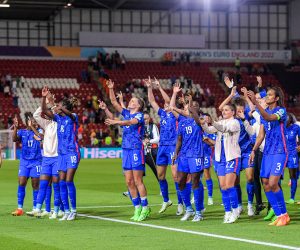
[54,114,79,155]
[121,109,144,150]
[203,132,216,157]
[237,118,252,153]
[178,117,204,158]
[286,124,300,154]
[158,108,177,146]
[261,107,288,155]
[17,129,42,160]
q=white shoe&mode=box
[238,205,243,217]
[227,210,239,224]
[58,210,64,218]
[49,212,58,220]
[208,197,214,205]
[192,213,204,222]
[59,212,70,221]
[180,210,195,221]
[158,200,173,214]
[223,212,231,224]
[26,210,35,217]
[247,204,254,217]
[176,204,184,216]
[41,211,51,217]
[67,212,77,221]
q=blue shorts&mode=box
[204,155,212,169]
[122,149,145,171]
[287,152,299,169]
[241,151,254,170]
[41,156,59,176]
[177,156,204,174]
[216,158,241,177]
[261,153,287,178]
[58,153,80,172]
[19,158,41,178]
[156,145,175,166]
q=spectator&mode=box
[78,124,83,142]
[4,84,10,97]
[82,109,89,124]
[121,55,126,70]
[12,93,19,108]
[235,57,240,71]
[89,109,96,123]
[6,73,11,84]
[90,129,96,146]
[104,134,113,147]
[20,76,25,88]
[11,79,17,93]
[92,96,99,111]
[86,95,92,109]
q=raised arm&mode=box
[105,118,139,127]
[247,90,279,121]
[99,100,114,120]
[249,124,265,164]
[33,107,48,129]
[212,119,240,133]
[116,91,126,109]
[170,82,181,108]
[145,77,160,112]
[218,86,236,111]
[28,120,44,140]
[241,87,256,113]
[41,86,54,119]
[107,79,123,113]
[154,77,170,103]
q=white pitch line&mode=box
[78,214,300,250]
[77,204,163,209]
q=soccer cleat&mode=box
[26,210,36,217]
[59,212,70,221]
[247,204,254,217]
[264,209,275,221]
[49,212,58,220]
[180,210,195,221]
[227,212,238,224]
[237,206,243,217]
[12,208,24,216]
[269,216,280,226]
[285,214,291,224]
[276,215,288,227]
[122,191,130,198]
[176,204,184,216]
[192,213,204,222]
[207,197,214,206]
[67,212,77,221]
[158,200,173,214]
[137,207,151,222]
[285,199,295,204]
[223,212,232,224]
[40,211,51,217]
[58,210,64,218]
[131,206,142,221]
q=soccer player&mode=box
[200,104,241,224]
[32,92,62,219]
[145,77,177,214]
[104,79,150,222]
[202,113,216,206]
[172,96,205,222]
[285,113,300,204]
[41,86,80,221]
[248,87,290,226]
[11,113,43,216]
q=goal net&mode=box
[0,129,16,160]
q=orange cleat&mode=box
[284,214,290,224]
[268,217,280,226]
[276,216,288,227]
[12,208,24,216]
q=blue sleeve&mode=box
[121,108,129,117]
[259,89,267,98]
[275,108,286,121]
[158,108,163,117]
[133,112,143,124]
[17,130,22,138]
[209,133,216,141]
[53,114,59,122]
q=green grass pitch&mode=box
[0,159,299,250]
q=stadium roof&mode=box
[0,0,291,21]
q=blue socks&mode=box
[274,189,287,215]
[228,187,238,209]
[221,189,231,212]
[36,180,49,210]
[290,178,297,200]
[132,197,141,208]
[53,182,60,213]
[206,179,213,198]
[265,191,281,216]
[235,184,242,206]
[246,182,254,204]
[175,182,183,204]
[141,197,148,207]
[59,180,70,212]
[193,188,201,213]
[66,181,76,211]
[33,190,39,209]
[159,179,169,202]
[186,182,192,201]
[17,185,26,209]
[180,186,192,211]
